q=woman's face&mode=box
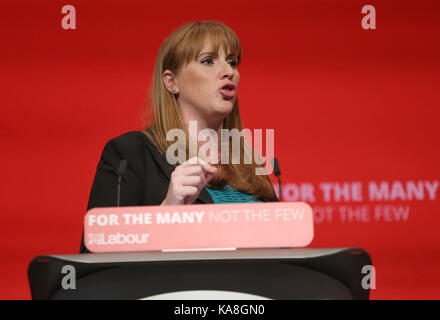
[172,41,240,126]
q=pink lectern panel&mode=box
[84,202,314,252]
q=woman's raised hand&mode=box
[161,157,217,206]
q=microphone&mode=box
[116,159,128,207]
[272,158,282,201]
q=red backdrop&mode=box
[1,0,439,299]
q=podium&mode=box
[28,248,371,300]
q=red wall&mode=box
[1,0,439,299]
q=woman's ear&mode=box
[163,69,179,95]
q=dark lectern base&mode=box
[28,248,371,300]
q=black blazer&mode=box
[80,130,278,253]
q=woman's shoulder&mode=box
[102,129,173,179]
[99,130,157,164]
[104,130,155,152]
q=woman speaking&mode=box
[80,20,278,253]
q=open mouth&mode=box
[218,84,236,99]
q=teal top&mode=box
[205,185,262,204]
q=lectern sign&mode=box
[84,202,314,252]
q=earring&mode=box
[172,87,177,94]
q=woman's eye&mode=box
[201,58,237,68]
[229,60,238,68]
[201,58,214,65]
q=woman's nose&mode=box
[220,61,234,79]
